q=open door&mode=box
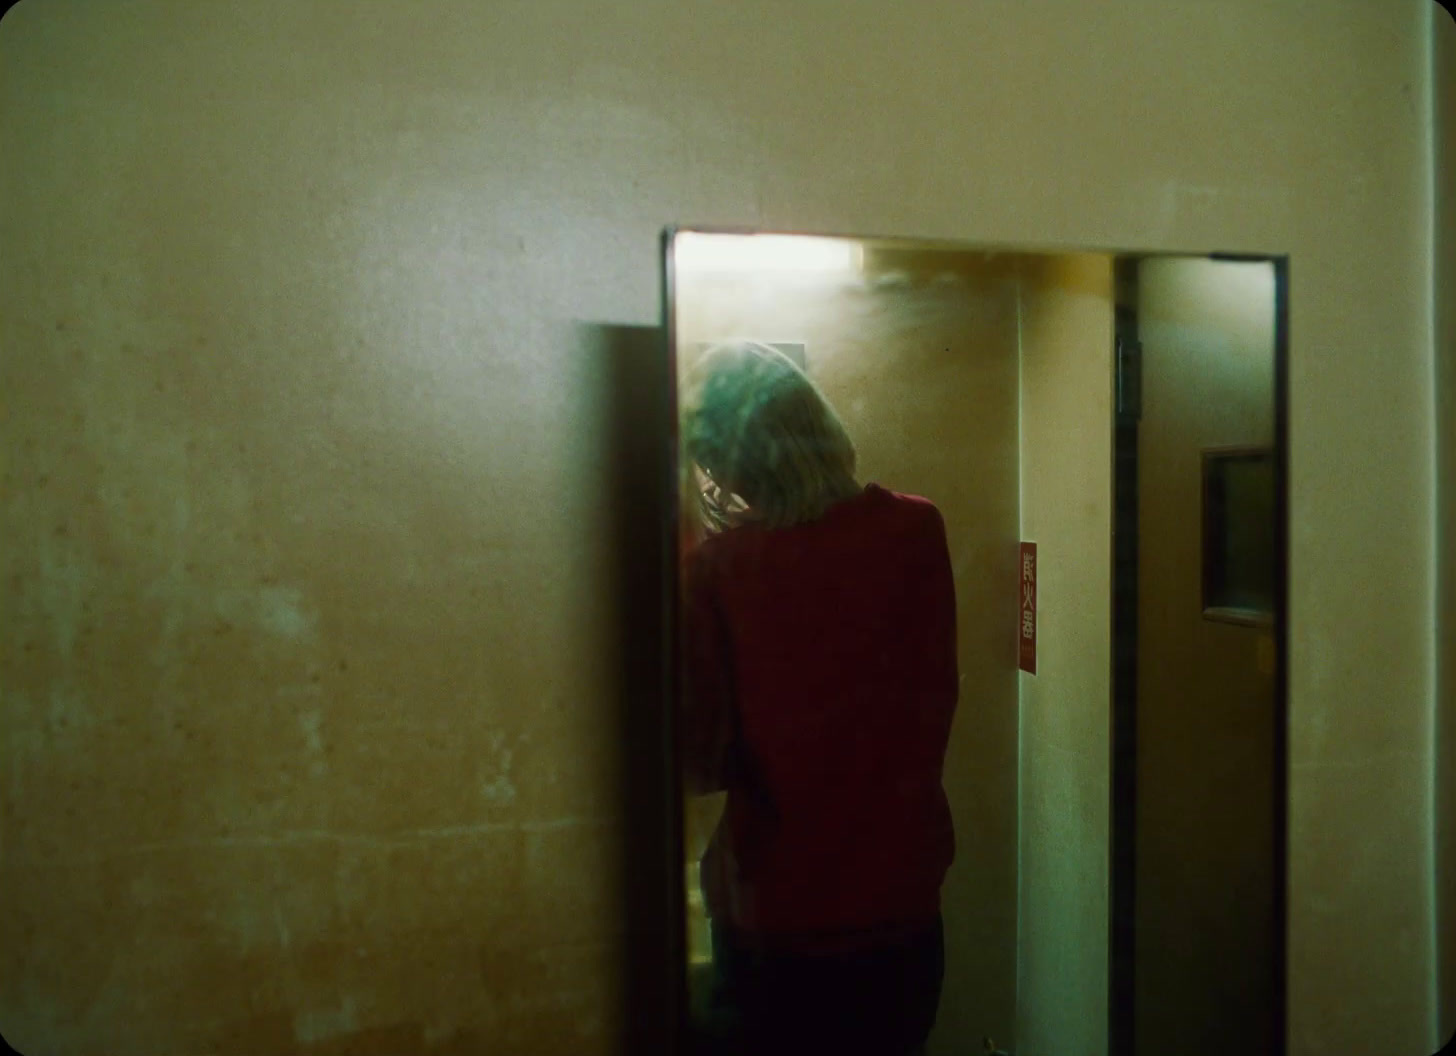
[1111,255,1289,1056]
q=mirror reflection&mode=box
[667,231,1285,1056]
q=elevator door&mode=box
[1132,257,1280,1056]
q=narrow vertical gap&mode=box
[660,229,688,1056]
[1108,257,1140,1056]
[1271,257,1291,1056]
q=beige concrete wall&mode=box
[674,247,1022,1050]
[0,1,1438,1053]
[1434,2,1456,1046]
[1014,254,1115,1056]
[1134,258,1278,1056]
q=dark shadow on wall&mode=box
[580,323,683,1056]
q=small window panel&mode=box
[1202,446,1275,626]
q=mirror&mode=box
[662,229,1287,1056]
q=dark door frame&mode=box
[1106,253,1289,1056]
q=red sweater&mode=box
[682,484,958,952]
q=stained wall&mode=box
[0,1,1440,1053]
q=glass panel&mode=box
[1203,447,1276,621]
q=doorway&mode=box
[658,229,1289,1056]
[1109,255,1289,1056]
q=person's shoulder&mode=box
[866,484,945,527]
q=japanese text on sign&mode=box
[1019,542,1037,674]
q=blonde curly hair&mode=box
[682,340,860,531]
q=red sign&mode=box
[1019,542,1037,674]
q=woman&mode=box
[680,341,959,1056]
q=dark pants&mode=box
[693,916,945,1056]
